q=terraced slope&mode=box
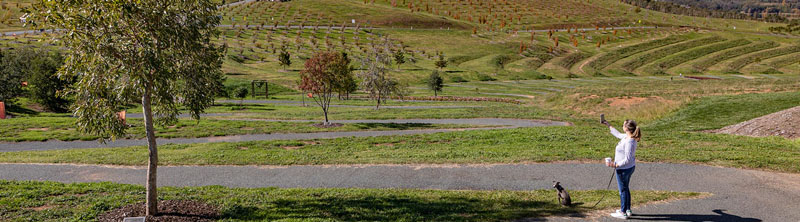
[726,45,800,71]
[690,41,779,72]
[642,39,751,75]
[586,35,690,71]
[619,36,725,72]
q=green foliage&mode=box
[278,46,291,70]
[393,50,405,67]
[491,54,513,70]
[476,74,497,81]
[769,19,800,34]
[450,76,469,83]
[234,87,248,100]
[435,52,448,70]
[27,0,225,138]
[427,71,444,96]
[22,49,72,112]
[0,49,27,103]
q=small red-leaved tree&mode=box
[299,51,352,125]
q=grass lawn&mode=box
[0,180,703,222]
[2,92,798,173]
[0,117,480,142]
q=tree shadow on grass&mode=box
[630,209,761,222]
[352,123,436,130]
[219,195,597,221]
[212,103,276,111]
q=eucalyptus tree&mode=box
[25,0,225,216]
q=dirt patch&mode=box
[27,205,54,211]
[302,141,319,145]
[712,106,800,139]
[311,123,344,128]
[97,200,218,222]
[281,146,303,150]
[26,128,50,131]
[237,146,249,150]
[240,127,255,131]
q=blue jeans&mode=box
[615,166,635,212]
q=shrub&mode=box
[492,54,513,70]
[450,76,468,83]
[476,74,496,81]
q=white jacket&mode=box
[610,127,637,170]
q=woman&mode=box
[603,119,641,219]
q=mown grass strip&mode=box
[726,45,800,71]
[0,180,701,222]
[0,117,476,142]
[691,41,779,71]
[5,91,800,173]
[644,39,751,74]
[620,36,726,72]
[768,53,800,68]
[587,35,690,70]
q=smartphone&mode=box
[600,114,605,123]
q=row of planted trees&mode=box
[299,37,411,125]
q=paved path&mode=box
[0,118,568,152]
[1,162,797,221]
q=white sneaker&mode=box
[626,210,633,217]
[610,209,628,219]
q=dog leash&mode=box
[591,170,616,208]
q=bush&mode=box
[26,51,71,112]
[1,48,72,112]
[228,54,246,63]
[450,76,468,83]
[491,55,513,70]
[476,74,496,81]
[0,50,26,103]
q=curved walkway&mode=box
[0,118,568,152]
[0,162,796,221]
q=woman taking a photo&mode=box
[602,119,641,219]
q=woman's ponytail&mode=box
[625,120,642,142]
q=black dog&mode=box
[553,181,572,206]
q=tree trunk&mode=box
[323,108,329,125]
[142,91,159,216]
[434,90,437,97]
